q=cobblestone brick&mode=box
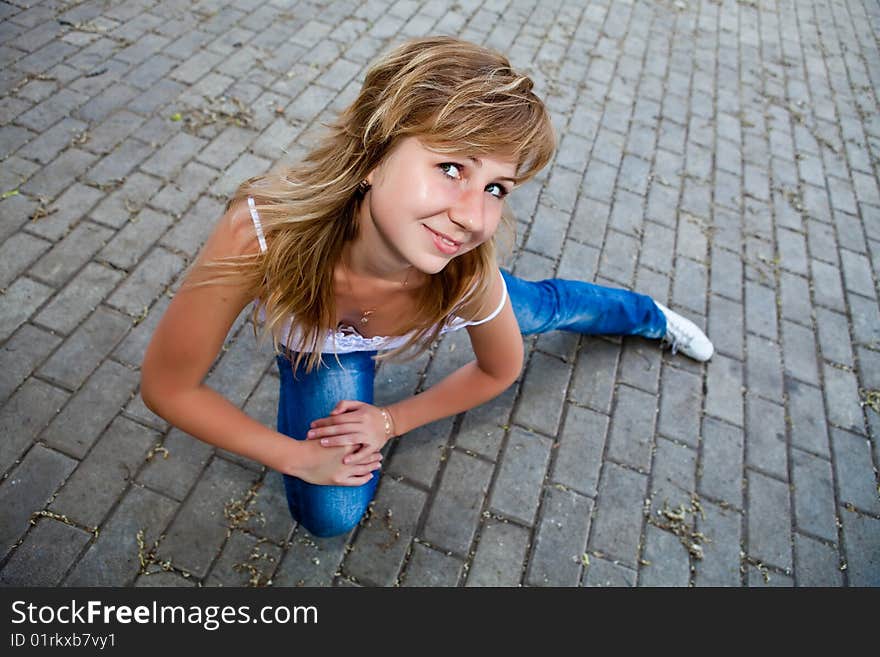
[583,554,637,587]
[204,530,282,587]
[99,208,175,271]
[0,276,53,342]
[672,258,708,315]
[830,428,879,515]
[822,363,865,434]
[599,230,639,286]
[34,263,123,335]
[64,485,177,586]
[422,450,493,555]
[840,249,876,299]
[639,523,691,586]
[694,500,742,587]
[29,220,114,288]
[455,383,517,462]
[745,280,778,341]
[840,510,880,586]
[746,334,784,404]
[811,259,846,312]
[700,417,744,509]
[0,444,77,560]
[747,469,793,571]
[344,477,426,586]
[649,435,697,521]
[794,533,843,586]
[570,338,619,414]
[157,457,260,578]
[513,351,571,436]
[0,232,51,290]
[782,320,820,385]
[709,247,743,302]
[38,306,131,390]
[709,294,743,360]
[526,487,592,587]
[272,527,348,588]
[791,448,837,543]
[607,384,657,471]
[706,354,743,426]
[489,426,552,525]
[786,377,830,458]
[386,415,454,489]
[466,518,529,587]
[401,542,463,587]
[590,461,648,567]
[0,519,91,586]
[814,307,854,366]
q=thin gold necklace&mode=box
[341,259,411,326]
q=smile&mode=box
[424,225,462,255]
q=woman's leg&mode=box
[500,268,667,338]
[275,349,379,538]
[500,268,714,360]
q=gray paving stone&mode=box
[0,324,61,404]
[857,346,880,390]
[677,213,709,262]
[550,403,607,498]
[700,417,744,509]
[392,538,464,590]
[779,271,813,325]
[649,435,697,522]
[137,427,214,502]
[0,518,91,586]
[777,227,809,276]
[526,487,592,587]
[694,500,742,587]
[840,509,880,586]
[786,377,830,458]
[386,415,454,489]
[607,384,657,471]
[609,189,645,237]
[747,469,793,571]
[747,565,793,587]
[63,485,177,586]
[782,320,820,385]
[811,259,846,312]
[99,208,176,271]
[599,230,639,286]
[465,518,529,587]
[0,378,68,477]
[570,337,620,413]
[205,530,283,587]
[513,351,571,436]
[50,415,157,528]
[815,307,854,366]
[640,221,675,274]
[29,220,114,288]
[709,294,744,360]
[344,477,426,586]
[746,334,784,404]
[489,426,553,526]
[106,247,185,317]
[0,276,53,342]
[272,527,349,587]
[638,523,691,587]
[34,262,124,335]
[830,428,880,515]
[590,461,648,567]
[706,353,744,427]
[791,448,837,543]
[157,457,261,578]
[656,364,703,451]
[0,231,52,289]
[822,363,865,434]
[0,444,77,560]
[794,533,843,587]
[422,450,493,555]
[745,281,778,341]
[525,203,569,260]
[582,554,637,587]
[745,396,787,480]
[672,258,708,315]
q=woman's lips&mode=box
[424,225,461,255]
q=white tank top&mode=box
[246,197,507,354]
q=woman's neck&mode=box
[342,201,419,288]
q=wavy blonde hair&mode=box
[192,35,555,374]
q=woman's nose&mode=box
[449,187,485,234]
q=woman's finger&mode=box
[344,451,382,466]
[316,434,361,447]
[307,421,360,440]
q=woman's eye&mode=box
[487,183,509,199]
[439,162,461,179]
[439,162,509,199]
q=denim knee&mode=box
[292,502,368,538]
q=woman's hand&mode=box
[306,400,395,465]
[290,439,382,486]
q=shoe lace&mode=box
[663,318,695,356]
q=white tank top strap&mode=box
[246,196,268,253]
[458,270,508,327]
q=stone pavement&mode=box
[1,0,879,588]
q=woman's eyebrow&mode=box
[467,156,517,184]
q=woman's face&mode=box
[363,136,518,274]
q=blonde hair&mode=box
[192,35,555,374]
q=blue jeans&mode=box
[275,268,665,537]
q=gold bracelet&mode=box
[379,407,395,438]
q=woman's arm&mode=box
[140,200,377,486]
[385,270,524,436]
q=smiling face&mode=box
[361,136,519,275]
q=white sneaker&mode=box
[654,302,714,362]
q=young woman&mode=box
[141,36,712,538]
